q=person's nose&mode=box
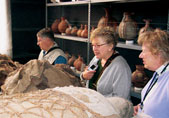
[37,41,40,46]
[139,52,143,59]
[92,46,98,51]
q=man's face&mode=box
[37,36,49,51]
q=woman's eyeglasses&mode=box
[91,43,107,48]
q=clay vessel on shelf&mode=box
[118,12,137,40]
[97,8,118,28]
[139,19,154,36]
[58,17,69,34]
[77,24,83,37]
[51,19,60,33]
[65,25,72,35]
[71,26,78,36]
[81,25,88,38]
[97,8,118,34]
[73,55,84,71]
[132,65,149,88]
[68,55,77,67]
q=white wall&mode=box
[0,0,12,58]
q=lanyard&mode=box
[90,53,120,90]
[140,62,169,110]
[43,46,60,57]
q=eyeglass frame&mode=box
[91,43,108,48]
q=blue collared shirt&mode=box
[53,56,67,64]
[139,63,169,118]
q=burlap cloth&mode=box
[1,59,82,95]
[0,86,125,118]
[0,54,22,87]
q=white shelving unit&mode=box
[46,0,144,58]
[47,0,89,6]
[46,0,168,60]
[54,34,142,50]
[45,0,168,61]
[54,34,88,42]
[46,0,168,101]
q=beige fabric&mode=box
[0,54,22,86]
[107,97,134,118]
[54,64,82,87]
[1,59,82,95]
[0,86,120,118]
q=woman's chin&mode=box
[143,65,149,70]
[95,55,101,59]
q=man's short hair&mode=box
[37,27,55,41]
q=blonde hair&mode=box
[138,29,169,61]
[90,26,118,47]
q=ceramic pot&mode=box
[97,8,118,35]
[77,24,83,37]
[58,17,69,34]
[65,25,72,35]
[71,26,78,36]
[81,25,88,38]
[51,19,60,33]
[132,65,149,88]
[118,12,137,40]
[68,55,77,67]
[73,55,84,71]
[139,19,153,36]
[97,8,118,28]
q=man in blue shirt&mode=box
[37,28,67,65]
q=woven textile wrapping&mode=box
[0,54,22,86]
[107,97,134,118]
[1,59,82,95]
[0,86,121,118]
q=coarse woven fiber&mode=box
[0,86,121,118]
[1,59,82,95]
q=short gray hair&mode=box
[37,27,55,41]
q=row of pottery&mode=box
[51,8,154,43]
[65,52,85,72]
